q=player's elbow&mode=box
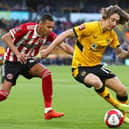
[1,32,12,42]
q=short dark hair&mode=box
[40,14,54,23]
[101,5,129,24]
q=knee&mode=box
[0,90,9,101]
[85,74,103,88]
[116,86,127,96]
[41,69,52,79]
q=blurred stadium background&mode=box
[0,0,129,65]
[1,1,129,129]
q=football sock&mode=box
[42,74,53,108]
[116,95,129,123]
[116,95,129,112]
[95,86,120,107]
[116,95,128,105]
[0,90,8,101]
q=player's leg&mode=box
[0,61,19,101]
[86,75,129,114]
[117,96,129,123]
[92,65,129,112]
[0,80,12,101]
[0,65,4,84]
[72,66,129,112]
[28,62,64,119]
[105,77,129,123]
[72,67,120,107]
[0,64,10,100]
[84,74,121,107]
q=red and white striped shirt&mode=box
[4,22,57,62]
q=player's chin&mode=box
[110,26,115,30]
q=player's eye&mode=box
[110,18,119,24]
[47,26,54,29]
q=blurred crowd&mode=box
[0,17,129,66]
[0,0,129,65]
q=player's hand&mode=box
[40,49,49,58]
[127,46,129,58]
[128,46,129,53]
[16,53,28,64]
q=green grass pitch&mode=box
[0,65,129,129]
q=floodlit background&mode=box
[0,1,129,129]
[0,0,129,65]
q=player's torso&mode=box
[5,23,49,61]
[72,21,114,67]
[15,31,47,56]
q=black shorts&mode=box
[3,58,38,85]
[72,64,116,88]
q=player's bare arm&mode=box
[2,32,28,64]
[115,46,129,59]
[58,42,74,55]
[40,29,75,58]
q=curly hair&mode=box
[101,5,129,24]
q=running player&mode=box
[40,5,129,123]
[0,14,73,120]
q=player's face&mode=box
[38,20,55,36]
[106,13,120,30]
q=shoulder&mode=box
[75,21,98,31]
[21,22,37,30]
[110,29,118,37]
[84,21,98,27]
[10,22,37,37]
[111,29,117,34]
[47,32,57,42]
[47,32,57,41]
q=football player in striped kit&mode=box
[0,14,73,120]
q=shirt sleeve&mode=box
[47,32,57,42]
[110,30,120,48]
[9,23,28,39]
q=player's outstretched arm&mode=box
[58,42,74,55]
[40,29,74,58]
[115,46,129,59]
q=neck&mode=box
[100,20,108,33]
[36,25,46,37]
[36,25,41,35]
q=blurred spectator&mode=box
[0,46,5,65]
[0,0,129,65]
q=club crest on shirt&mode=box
[90,43,104,51]
[79,24,85,30]
[81,71,86,77]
